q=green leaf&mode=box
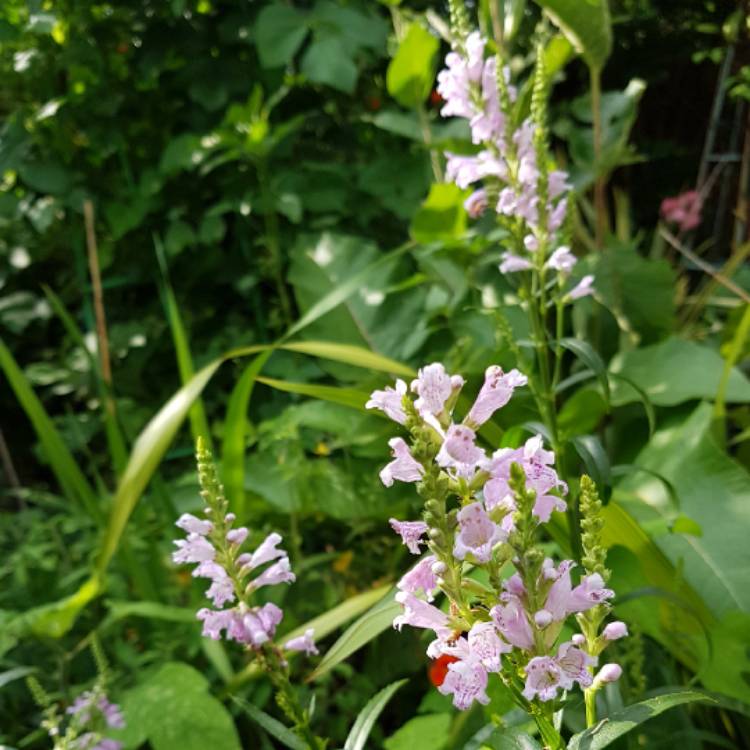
[483,728,543,750]
[615,402,750,616]
[560,337,610,403]
[301,35,358,93]
[255,4,309,68]
[344,679,408,750]
[386,23,440,109]
[115,662,241,750]
[309,587,400,681]
[104,600,195,625]
[231,697,308,750]
[155,237,212,448]
[221,352,272,518]
[607,372,655,436]
[256,376,370,410]
[567,690,716,750]
[230,584,392,691]
[533,0,612,71]
[17,160,72,194]
[0,338,100,519]
[585,241,674,342]
[572,434,611,487]
[384,714,452,750]
[610,338,750,407]
[280,341,413,377]
[410,183,468,243]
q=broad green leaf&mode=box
[344,679,408,750]
[567,690,716,750]
[302,35,358,93]
[533,0,612,71]
[115,662,240,750]
[309,587,400,680]
[230,584,392,691]
[255,4,309,68]
[0,338,100,519]
[384,713,452,750]
[231,697,308,750]
[572,434,611,488]
[483,728,543,750]
[386,23,439,109]
[610,338,750,407]
[615,402,750,616]
[585,242,675,343]
[560,337,610,403]
[410,183,468,243]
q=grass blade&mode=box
[344,679,408,750]
[0,338,100,519]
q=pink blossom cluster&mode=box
[369,363,625,709]
[172,515,317,656]
[66,691,125,750]
[436,32,594,302]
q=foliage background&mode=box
[1,0,749,748]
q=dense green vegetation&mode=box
[1,0,749,748]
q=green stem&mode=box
[585,687,598,727]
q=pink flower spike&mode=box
[499,252,533,273]
[172,534,215,565]
[603,621,629,641]
[248,532,286,570]
[490,596,534,651]
[366,379,408,425]
[397,555,439,601]
[468,621,510,672]
[411,363,462,418]
[196,608,235,640]
[285,628,319,656]
[393,591,451,636]
[546,246,577,274]
[453,501,505,563]
[205,573,236,608]
[175,513,212,536]
[380,438,424,488]
[522,656,562,701]
[226,527,249,545]
[555,641,595,690]
[389,518,429,554]
[241,602,284,646]
[568,573,614,613]
[251,556,295,590]
[569,275,595,300]
[660,190,702,232]
[466,365,527,427]
[438,657,491,710]
[440,425,486,465]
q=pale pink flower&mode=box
[522,656,562,701]
[438,657,491,710]
[555,641,595,690]
[251,556,295,590]
[603,621,629,641]
[467,621,510,672]
[546,246,577,274]
[172,533,215,564]
[465,189,488,218]
[393,591,451,637]
[175,513,212,536]
[285,628,319,655]
[660,190,702,232]
[466,366,527,426]
[397,555,439,601]
[491,596,534,651]
[411,363,463,418]
[389,518,428,554]
[438,425,486,466]
[569,274,595,300]
[366,379,408,424]
[593,663,622,686]
[453,501,505,563]
[568,573,614,612]
[246,532,286,570]
[499,252,533,273]
[380,438,424,487]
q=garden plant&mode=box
[1,0,750,749]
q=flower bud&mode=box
[603,621,628,641]
[593,663,622,688]
[431,561,447,575]
[572,633,586,646]
[534,609,553,628]
[225,513,236,524]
